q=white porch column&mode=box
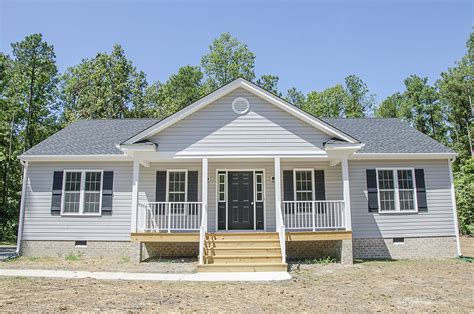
[341,156,352,231]
[202,158,208,211]
[274,157,282,232]
[130,159,140,233]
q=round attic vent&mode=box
[232,97,250,114]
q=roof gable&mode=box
[123,78,359,145]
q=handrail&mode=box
[275,202,286,264]
[198,203,207,265]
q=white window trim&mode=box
[376,168,418,214]
[218,172,226,203]
[166,169,188,216]
[61,169,104,216]
[293,168,316,202]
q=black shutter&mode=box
[415,169,428,212]
[283,170,294,201]
[51,171,63,215]
[156,171,167,214]
[366,169,379,212]
[101,171,114,215]
[187,171,198,215]
[314,170,326,200]
[187,171,198,202]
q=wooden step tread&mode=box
[206,254,281,259]
[206,239,279,243]
[206,246,280,250]
[197,263,288,272]
[206,232,278,236]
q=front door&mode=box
[228,171,254,230]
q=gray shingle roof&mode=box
[22,117,454,156]
[321,118,454,154]
[22,119,160,156]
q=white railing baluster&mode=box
[137,202,204,232]
[282,200,346,231]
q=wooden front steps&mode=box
[197,232,287,272]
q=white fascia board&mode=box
[350,152,457,160]
[123,78,360,145]
[118,143,157,152]
[324,143,365,151]
[18,154,132,162]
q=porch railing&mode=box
[142,202,204,232]
[282,200,345,230]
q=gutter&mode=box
[448,157,462,257]
[15,160,29,256]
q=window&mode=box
[62,170,103,215]
[294,170,313,201]
[218,173,226,202]
[256,172,263,201]
[377,169,417,213]
[167,170,187,214]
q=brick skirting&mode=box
[141,242,199,260]
[352,236,458,259]
[20,240,134,258]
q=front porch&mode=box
[128,156,354,270]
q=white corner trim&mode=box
[448,158,462,256]
[122,78,359,145]
[16,161,28,255]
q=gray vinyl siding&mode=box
[149,88,332,154]
[349,159,456,238]
[23,162,133,241]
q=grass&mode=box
[65,252,81,261]
[120,256,130,263]
[300,256,336,265]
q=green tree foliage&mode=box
[375,92,405,118]
[437,33,473,163]
[201,33,256,90]
[285,87,306,108]
[454,159,473,234]
[145,65,205,119]
[303,85,346,117]
[256,75,281,96]
[343,75,375,117]
[0,34,59,240]
[60,44,148,123]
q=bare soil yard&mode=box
[0,237,472,312]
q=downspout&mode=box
[448,157,462,257]
[15,160,28,256]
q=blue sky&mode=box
[1,0,472,102]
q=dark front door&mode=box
[228,171,254,230]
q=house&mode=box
[16,78,461,272]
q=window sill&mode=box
[377,210,419,215]
[60,213,102,217]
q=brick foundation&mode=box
[353,236,458,260]
[20,240,134,258]
[286,240,341,260]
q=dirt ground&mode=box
[0,237,472,312]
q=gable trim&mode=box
[122,78,359,145]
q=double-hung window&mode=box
[294,169,314,213]
[377,168,417,213]
[167,170,187,215]
[62,170,103,215]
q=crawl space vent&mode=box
[232,97,250,114]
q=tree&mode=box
[303,85,346,117]
[343,75,374,117]
[285,87,306,108]
[201,33,256,90]
[437,33,473,164]
[60,44,148,123]
[0,34,59,240]
[375,92,405,118]
[146,65,205,119]
[256,75,281,96]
